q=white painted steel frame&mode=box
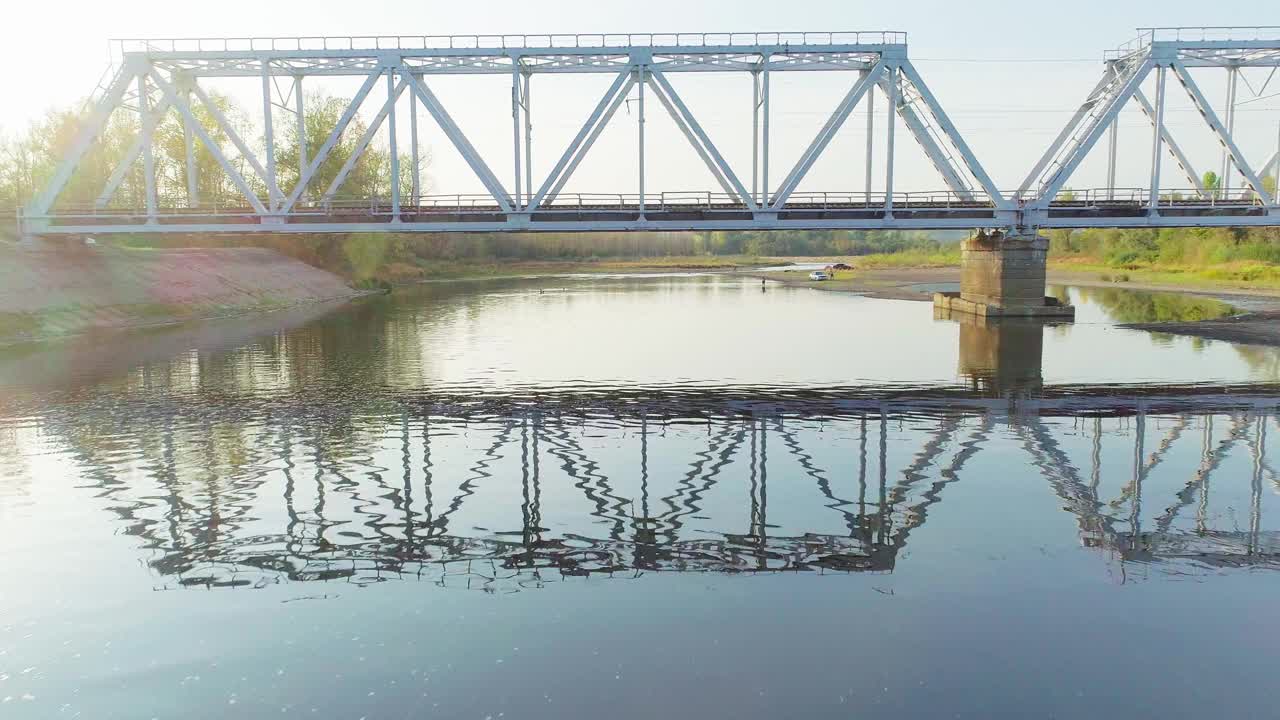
[22,29,1280,237]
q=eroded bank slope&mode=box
[0,244,360,342]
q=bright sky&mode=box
[2,0,1278,198]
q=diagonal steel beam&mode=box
[95,97,174,209]
[149,71,268,215]
[28,66,136,217]
[189,82,283,206]
[771,60,884,209]
[1132,87,1208,197]
[1262,150,1278,179]
[406,73,513,213]
[1034,58,1154,208]
[547,77,635,207]
[1171,61,1275,205]
[898,60,1005,207]
[527,68,633,213]
[648,68,757,209]
[644,76,734,197]
[279,71,381,214]
[1018,62,1136,201]
[321,77,408,202]
[883,78,973,201]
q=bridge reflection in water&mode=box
[43,396,1280,593]
[9,297,1279,592]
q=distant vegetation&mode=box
[1047,226,1280,287]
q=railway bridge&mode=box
[16,26,1280,315]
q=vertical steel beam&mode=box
[761,55,771,206]
[1274,123,1280,207]
[1222,66,1239,194]
[409,73,420,206]
[511,59,523,211]
[138,74,157,222]
[865,78,875,204]
[183,89,199,208]
[884,65,897,217]
[638,65,646,217]
[752,69,760,204]
[261,61,278,212]
[523,72,533,210]
[294,76,306,204]
[387,69,401,220]
[1106,118,1118,200]
[1148,65,1167,215]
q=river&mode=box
[1,274,1278,718]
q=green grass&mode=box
[1049,257,1280,291]
[850,249,962,269]
[0,312,41,338]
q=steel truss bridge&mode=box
[18,26,1280,237]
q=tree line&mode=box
[0,89,412,215]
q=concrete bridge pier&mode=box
[934,230,1075,318]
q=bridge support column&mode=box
[934,229,1074,318]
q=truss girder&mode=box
[23,29,1280,236]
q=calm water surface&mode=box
[1,275,1278,718]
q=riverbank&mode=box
[749,260,1280,347]
[0,244,363,344]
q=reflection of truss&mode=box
[24,27,1280,237]
[1022,413,1280,572]
[55,409,995,591]
[36,390,1280,591]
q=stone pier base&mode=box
[933,230,1074,318]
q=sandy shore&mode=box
[751,264,1280,347]
[0,244,362,343]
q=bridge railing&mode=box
[112,31,907,56]
[1052,187,1269,208]
[1106,26,1280,59]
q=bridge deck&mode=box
[30,197,1276,234]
